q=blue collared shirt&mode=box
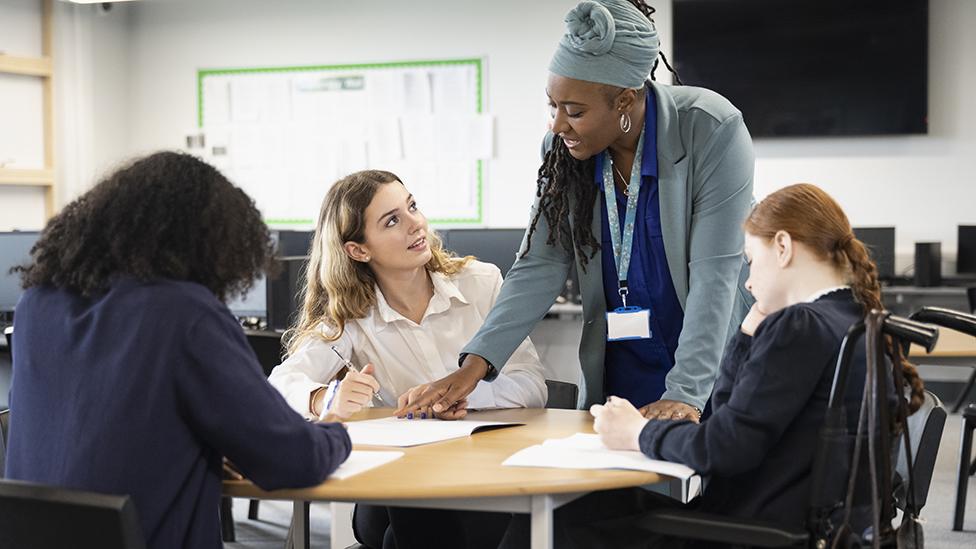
[595,88,685,406]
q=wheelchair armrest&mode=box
[640,509,809,548]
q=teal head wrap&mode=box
[549,0,660,89]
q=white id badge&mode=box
[606,306,652,341]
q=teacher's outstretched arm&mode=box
[654,112,754,414]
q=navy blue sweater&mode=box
[639,289,869,529]
[5,278,351,549]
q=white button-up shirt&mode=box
[269,261,547,417]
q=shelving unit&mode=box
[0,0,56,220]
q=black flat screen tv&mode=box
[672,0,928,138]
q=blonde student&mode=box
[268,169,546,549]
[269,169,547,420]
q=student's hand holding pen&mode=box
[314,364,380,422]
[590,396,648,452]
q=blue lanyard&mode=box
[602,129,644,308]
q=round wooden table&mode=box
[224,408,674,549]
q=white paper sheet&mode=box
[328,450,404,480]
[345,417,523,447]
[503,433,696,480]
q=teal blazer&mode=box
[462,81,755,408]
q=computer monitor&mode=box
[958,225,976,275]
[852,227,896,281]
[0,232,40,313]
[440,228,526,277]
[275,230,314,257]
[226,276,267,318]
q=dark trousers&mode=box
[354,503,512,549]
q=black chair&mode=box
[3,326,11,350]
[0,408,8,478]
[638,312,940,547]
[912,307,976,412]
[0,479,147,548]
[544,379,579,410]
[967,286,976,314]
[955,404,976,531]
[221,330,287,541]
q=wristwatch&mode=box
[458,353,499,382]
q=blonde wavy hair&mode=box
[284,170,473,355]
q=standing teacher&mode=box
[399,0,754,422]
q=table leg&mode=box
[530,494,554,549]
[289,500,310,549]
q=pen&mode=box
[331,346,387,405]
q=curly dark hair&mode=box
[522,0,682,270]
[16,151,274,302]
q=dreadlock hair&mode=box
[744,183,926,415]
[522,0,681,268]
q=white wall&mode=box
[4,0,974,274]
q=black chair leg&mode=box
[954,411,976,531]
[249,498,260,520]
[952,369,976,413]
[220,496,236,542]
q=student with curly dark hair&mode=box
[4,151,352,549]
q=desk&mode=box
[224,408,673,549]
[910,328,976,412]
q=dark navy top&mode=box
[5,278,351,549]
[639,289,875,529]
[598,88,685,406]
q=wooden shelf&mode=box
[0,168,55,187]
[0,54,53,77]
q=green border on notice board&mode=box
[197,58,485,226]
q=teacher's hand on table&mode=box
[639,400,701,423]
[590,396,648,451]
[393,354,488,420]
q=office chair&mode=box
[967,287,976,314]
[955,404,976,531]
[637,312,940,547]
[911,306,976,413]
[0,479,147,549]
[0,408,8,478]
[221,330,288,541]
[544,379,579,410]
[911,308,976,531]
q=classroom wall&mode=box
[3,0,975,275]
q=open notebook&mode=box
[345,417,523,447]
[503,433,696,480]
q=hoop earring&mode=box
[619,112,632,133]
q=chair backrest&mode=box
[0,409,8,478]
[0,479,147,549]
[544,379,579,410]
[245,330,285,377]
[895,390,947,511]
[967,286,976,314]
